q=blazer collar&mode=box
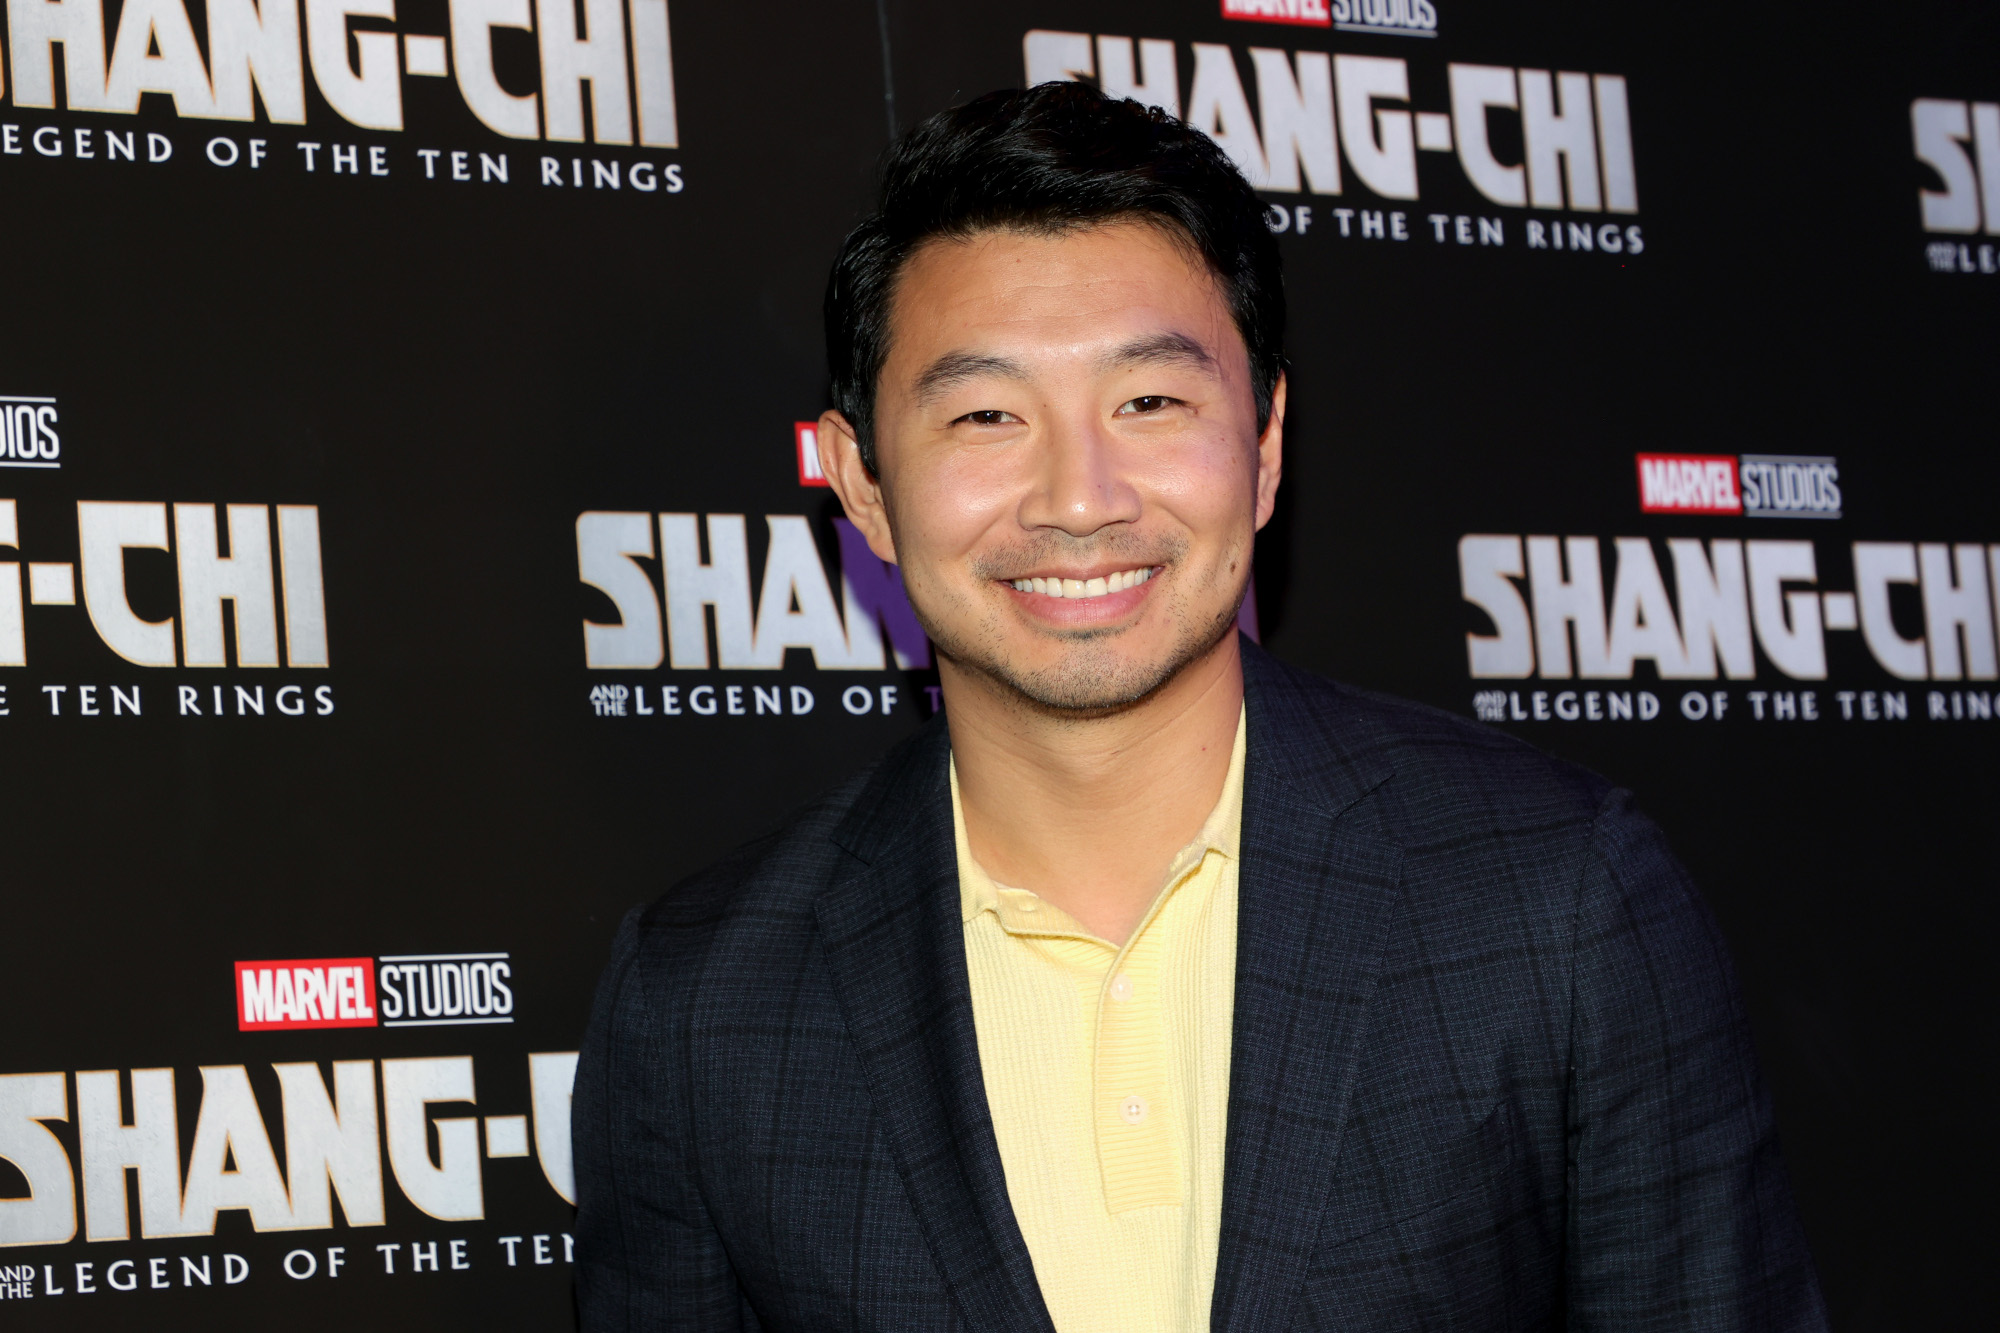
[1212,641,1403,1333]
[819,717,1054,1333]
[816,640,1401,1333]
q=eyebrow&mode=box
[911,332,1219,407]
[911,351,1029,405]
[1095,331,1219,376]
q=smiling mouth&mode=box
[1007,567,1156,600]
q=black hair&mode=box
[825,81,1285,473]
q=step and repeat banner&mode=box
[0,1,1990,1328]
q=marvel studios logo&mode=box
[1220,0,1437,37]
[796,421,829,487]
[1635,453,1842,519]
[0,396,60,469]
[235,952,515,1030]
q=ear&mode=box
[819,410,900,564]
[1252,371,1286,531]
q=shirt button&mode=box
[1120,1096,1148,1125]
[1109,974,1133,1003]
[1016,898,1037,913]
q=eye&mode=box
[1116,395,1175,416]
[954,409,1020,426]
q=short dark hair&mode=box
[825,81,1285,473]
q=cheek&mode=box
[1137,436,1258,536]
[890,450,1024,563]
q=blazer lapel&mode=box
[815,720,1054,1333]
[1211,645,1404,1333]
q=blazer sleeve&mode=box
[573,906,760,1332]
[1563,789,1827,1330]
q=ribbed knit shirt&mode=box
[949,710,1244,1333]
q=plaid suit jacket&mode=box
[573,640,1826,1330]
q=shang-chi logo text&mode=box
[1459,534,1999,683]
[1911,97,2000,273]
[1637,455,1741,515]
[0,0,679,148]
[1024,31,1631,211]
[0,499,329,669]
[576,511,931,670]
[236,958,377,1030]
[0,1053,581,1248]
[1912,98,1999,236]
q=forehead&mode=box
[883,220,1236,368]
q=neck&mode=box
[944,632,1246,945]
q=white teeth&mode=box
[1012,568,1155,600]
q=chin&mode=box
[953,607,1240,715]
[1006,655,1180,712]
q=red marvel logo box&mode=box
[235,958,378,1030]
[796,421,830,487]
[1635,453,1743,515]
[1220,0,1332,27]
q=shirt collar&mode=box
[952,705,1248,928]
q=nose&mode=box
[1016,413,1143,538]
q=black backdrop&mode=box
[0,1,1992,1327]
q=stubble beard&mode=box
[912,532,1249,716]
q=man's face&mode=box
[823,220,1283,712]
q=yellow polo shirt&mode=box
[950,710,1244,1333]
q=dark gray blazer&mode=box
[572,640,1826,1330]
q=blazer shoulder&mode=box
[1247,644,1615,837]
[1248,649,1688,959]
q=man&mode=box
[573,83,1825,1330]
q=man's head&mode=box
[819,82,1286,715]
